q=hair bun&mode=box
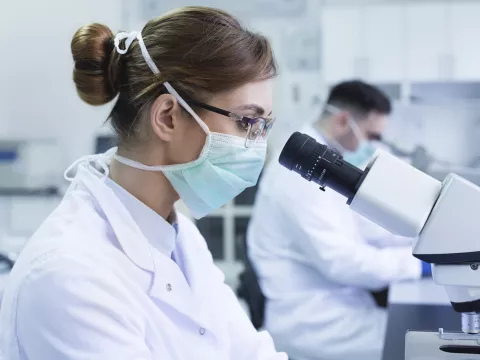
[71,23,119,106]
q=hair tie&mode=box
[114,31,138,54]
[113,30,159,75]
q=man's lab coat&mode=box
[247,125,422,360]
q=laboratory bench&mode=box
[382,279,459,360]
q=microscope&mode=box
[279,132,480,359]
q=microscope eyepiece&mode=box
[279,132,365,203]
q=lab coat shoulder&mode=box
[18,186,129,272]
[14,250,151,360]
[258,159,344,235]
[2,194,150,359]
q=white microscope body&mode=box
[279,131,480,358]
[350,150,480,335]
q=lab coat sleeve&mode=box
[283,184,422,290]
[185,220,286,360]
[355,212,415,248]
[213,267,288,360]
[16,255,154,360]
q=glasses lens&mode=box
[262,117,275,139]
[247,118,266,141]
[245,118,266,147]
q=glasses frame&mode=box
[185,98,275,148]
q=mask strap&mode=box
[113,30,210,136]
[323,103,366,143]
[347,117,366,142]
[64,148,116,182]
[113,154,159,171]
[114,31,138,55]
[64,155,110,182]
[163,82,210,134]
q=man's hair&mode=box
[325,80,391,119]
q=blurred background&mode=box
[1,0,480,288]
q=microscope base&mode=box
[406,329,480,359]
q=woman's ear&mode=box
[150,94,183,142]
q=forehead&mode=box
[211,79,273,114]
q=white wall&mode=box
[319,1,480,168]
[3,0,479,170]
[0,0,122,170]
[0,0,123,246]
[386,102,480,165]
[0,0,321,169]
[3,0,480,245]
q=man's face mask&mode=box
[342,118,377,169]
[323,104,379,170]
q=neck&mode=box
[109,160,178,220]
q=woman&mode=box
[0,7,286,360]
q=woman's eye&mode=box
[236,120,249,132]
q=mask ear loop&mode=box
[347,116,366,143]
[112,30,212,168]
[323,104,367,146]
[162,82,210,135]
[64,154,111,182]
[64,148,117,182]
[320,104,350,154]
[134,32,210,136]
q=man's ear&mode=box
[336,111,350,129]
[150,94,183,142]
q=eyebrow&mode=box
[234,104,272,117]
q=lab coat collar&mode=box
[72,161,211,329]
[104,176,177,257]
[77,165,156,273]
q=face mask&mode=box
[342,140,376,170]
[321,104,376,170]
[342,118,376,169]
[114,83,267,219]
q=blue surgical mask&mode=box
[321,104,376,170]
[113,83,267,219]
[342,118,376,169]
[342,140,376,169]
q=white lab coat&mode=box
[248,124,422,360]
[0,154,286,360]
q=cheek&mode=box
[203,114,245,138]
[340,131,358,152]
[171,117,207,164]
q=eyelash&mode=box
[236,120,250,132]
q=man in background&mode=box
[247,80,431,360]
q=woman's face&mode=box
[203,79,274,137]
[161,79,273,165]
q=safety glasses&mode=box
[185,98,275,148]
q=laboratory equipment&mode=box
[382,140,455,174]
[0,140,61,192]
[279,132,480,358]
